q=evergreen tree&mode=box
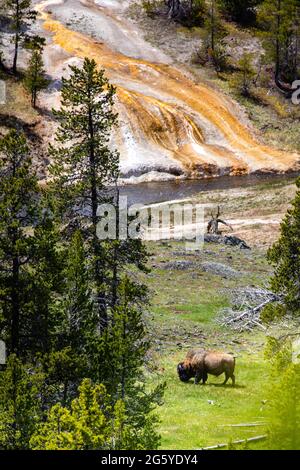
[280,0,300,81]
[234,52,256,96]
[28,212,64,357]
[94,276,163,449]
[188,0,206,26]
[0,130,63,359]
[264,337,300,450]
[0,354,43,449]
[44,231,97,405]
[206,0,220,52]
[219,0,260,24]
[268,177,300,314]
[5,0,36,74]
[0,61,162,449]
[97,276,149,397]
[49,58,119,329]
[0,130,39,356]
[30,378,149,450]
[258,0,300,81]
[58,230,97,355]
[258,0,284,78]
[24,43,49,108]
[200,0,228,71]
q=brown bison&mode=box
[177,349,236,386]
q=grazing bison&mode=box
[177,349,236,386]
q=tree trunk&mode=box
[275,0,282,79]
[88,103,108,330]
[11,256,20,355]
[168,0,181,19]
[12,1,20,74]
[12,33,19,74]
[211,0,215,51]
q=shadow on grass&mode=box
[182,381,246,389]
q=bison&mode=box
[177,348,236,386]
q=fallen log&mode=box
[199,434,268,450]
[204,234,250,250]
[218,423,266,428]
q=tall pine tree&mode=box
[5,0,36,74]
[268,177,300,314]
[49,58,119,329]
[0,130,39,356]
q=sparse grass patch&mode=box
[0,76,39,125]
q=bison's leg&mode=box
[222,373,229,385]
[202,371,208,384]
[194,370,202,385]
[223,372,235,386]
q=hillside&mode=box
[1,0,300,183]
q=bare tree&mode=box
[207,206,233,235]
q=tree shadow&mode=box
[207,383,246,389]
[0,114,41,143]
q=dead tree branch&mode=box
[207,206,233,235]
[218,287,283,331]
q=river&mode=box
[120,172,299,206]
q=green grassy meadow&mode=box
[143,238,277,450]
[155,352,269,449]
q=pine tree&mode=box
[0,354,43,449]
[258,0,300,81]
[28,211,64,357]
[267,177,300,314]
[219,0,259,24]
[280,0,300,81]
[49,58,119,329]
[0,130,64,360]
[5,0,37,74]
[44,231,98,405]
[235,52,256,96]
[97,277,149,397]
[0,130,39,356]
[94,277,163,449]
[200,0,227,71]
[30,378,135,450]
[59,230,97,355]
[264,337,300,450]
[24,44,49,108]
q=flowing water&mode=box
[36,0,299,184]
[120,172,299,206]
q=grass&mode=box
[155,351,269,450]
[143,230,279,449]
[0,75,39,125]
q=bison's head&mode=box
[177,362,193,382]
